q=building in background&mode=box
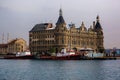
[0,44,7,54]
[0,38,27,55]
[29,9,104,55]
[105,48,120,56]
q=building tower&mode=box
[55,8,68,52]
[94,15,104,52]
[56,8,66,27]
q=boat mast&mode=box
[7,33,9,43]
[2,33,4,44]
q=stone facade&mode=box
[29,9,104,54]
[0,38,27,54]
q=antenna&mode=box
[60,3,62,10]
[7,33,9,43]
[2,33,4,44]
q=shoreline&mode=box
[0,55,120,60]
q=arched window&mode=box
[62,38,64,44]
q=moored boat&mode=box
[37,49,83,60]
[4,52,34,59]
[79,48,104,58]
[39,54,82,60]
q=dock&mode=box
[88,57,117,60]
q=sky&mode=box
[0,0,120,49]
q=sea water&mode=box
[0,60,120,80]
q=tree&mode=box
[49,48,56,53]
[99,48,105,53]
[73,47,77,51]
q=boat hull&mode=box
[4,55,34,59]
[38,54,82,60]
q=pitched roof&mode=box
[30,24,46,32]
[95,21,102,30]
[56,16,66,25]
[95,15,102,30]
[30,23,53,32]
[8,39,17,44]
[56,9,66,25]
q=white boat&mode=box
[79,48,104,58]
[4,51,34,59]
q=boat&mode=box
[37,49,83,60]
[4,51,34,59]
[38,54,82,60]
[79,48,104,58]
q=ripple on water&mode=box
[0,60,120,80]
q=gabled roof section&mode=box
[80,22,87,31]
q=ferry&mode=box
[37,49,83,60]
[79,48,104,58]
[4,51,34,59]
